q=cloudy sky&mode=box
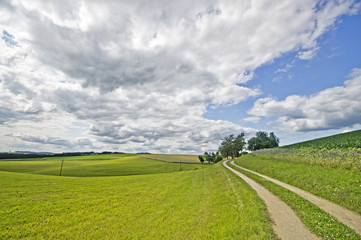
[1,0,361,154]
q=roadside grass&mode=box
[0,163,277,239]
[226,161,360,239]
[234,154,361,215]
[0,155,208,177]
[142,154,200,163]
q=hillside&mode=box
[281,130,361,149]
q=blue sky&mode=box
[206,12,361,145]
[1,0,361,153]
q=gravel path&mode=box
[230,160,361,235]
[223,161,318,240]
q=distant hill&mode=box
[15,151,54,155]
[280,130,361,149]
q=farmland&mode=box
[0,154,276,239]
[0,154,208,177]
[252,130,361,171]
[142,154,200,163]
[281,129,361,149]
[1,130,361,239]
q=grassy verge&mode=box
[234,154,361,215]
[0,163,277,239]
[0,156,208,177]
[226,161,360,239]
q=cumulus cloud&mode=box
[243,116,261,124]
[248,68,361,132]
[17,135,94,149]
[0,0,358,152]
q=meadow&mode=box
[0,154,277,239]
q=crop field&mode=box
[0,154,208,177]
[0,158,276,239]
[281,129,361,149]
[253,130,361,171]
[142,154,200,163]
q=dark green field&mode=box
[281,129,361,149]
[254,130,361,171]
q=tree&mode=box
[218,134,235,159]
[232,133,246,157]
[219,133,246,159]
[247,131,279,151]
[202,151,223,164]
[269,132,280,148]
[198,155,204,164]
[204,152,213,164]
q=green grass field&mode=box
[3,131,360,239]
[0,154,207,177]
[0,160,276,239]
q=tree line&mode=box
[198,131,279,164]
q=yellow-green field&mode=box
[0,154,276,239]
[0,154,206,177]
[142,154,200,163]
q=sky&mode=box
[1,0,361,154]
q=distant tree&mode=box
[247,131,279,151]
[269,132,280,148]
[219,133,246,159]
[204,152,213,164]
[198,155,205,164]
[203,151,223,164]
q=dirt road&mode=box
[223,161,318,240]
[230,161,361,235]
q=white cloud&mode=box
[297,47,320,60]
[0,0,359,152]
[243,116,261,124]
[248,68,361,132]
